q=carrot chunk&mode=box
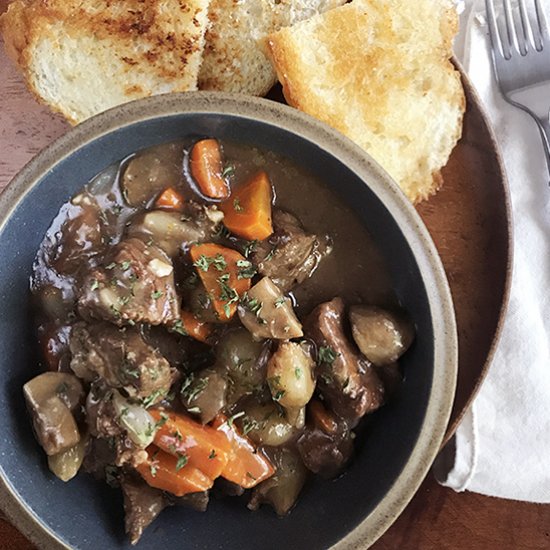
[212,414,275,489]
[220,171,273,240]
[190,139,230,199]
[189,243,252,321]
[155,187,184,210]
[149,410,231,480]
[136,445,213,497]
[174,310,212,343]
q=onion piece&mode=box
[112,391,156,448]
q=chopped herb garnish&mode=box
[90,279,100,291]
[295,367,303,380]
[246,472,257,481]
[236,259,257,279]
[180,373,209,403]
[56,382,68,396]
[118,295,131,306]
[151,290,164,300]
[218,278,239,318]
[142,389,167,408]
[222,164,235,178]
[174,430,183,441]
[105,262,117,270]
[240,293,263,316]
[342,377,350,390]
[273,390,286,402]
[274,298,285,308]
[217,411,245,431]
[241,415,267,436]
[109,304,121,318]
[208,449,217,459]
[175,454,189,471]
[233,198,243,212]
[120,261,131,271]
[264,246,277,262]
[150,463,158,477]
[193,253,227,272]
[170,319,188,336]
[214,224,231,239]
[318,346,339,366]
[243,240,258,258]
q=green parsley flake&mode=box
[90,279,100,291]
[233,198,244,212]
[221,164,235,178]
[175,454,189,471]
[209,450,217,459]
[151,290,164,300]
[318,346,339,366]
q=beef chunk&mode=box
[78,238,180,326]
[70,322,176,403]
[297,428,353,479]
[305,298,384,424]
[121,473,168,545]
[252,210,331,292]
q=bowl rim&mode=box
[0,91,458,550]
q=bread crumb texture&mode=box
[199,0,347,96]
[268,0,466,203]
[1,0,211,124]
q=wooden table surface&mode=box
[1,9,550,550]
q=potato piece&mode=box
[237,401,298,447]
[349,305,415,365]
[267,342,315,419]
[238,277,302,340]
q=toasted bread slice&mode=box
[267,0,465,203]
[199,0,346,96]
[1,0,211,124]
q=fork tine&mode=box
[534,0,550,47]
[503,0,519,55]
[485,0,510,59]
[516,0,531,54]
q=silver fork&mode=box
[485,0,550,180]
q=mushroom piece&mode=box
[238,277,302,340]
[121,143,183,208]
[47,434,88,482]
[349,305,415,366]
[23,372,84,456]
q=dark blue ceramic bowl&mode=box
[0,93,457,550]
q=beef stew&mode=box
[25,137,415,544]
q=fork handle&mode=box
[535,116,550,185]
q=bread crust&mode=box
[1,0,211,124]
[267,0,466,204]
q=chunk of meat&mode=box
[297,428,354,479]
[252,210,331,292]
[305,298,384,424]
[78,238,180,326]
[70,322,176,403]
[49,192,106,276]
[238,277,302,339]
[127,203,223,257]
[120,473,168,546]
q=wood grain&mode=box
[1,12,549,550]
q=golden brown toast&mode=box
[1,0,212,124]
[267,0,466,203]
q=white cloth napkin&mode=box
[438,0,550,503]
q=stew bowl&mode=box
[0,93,457,549]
